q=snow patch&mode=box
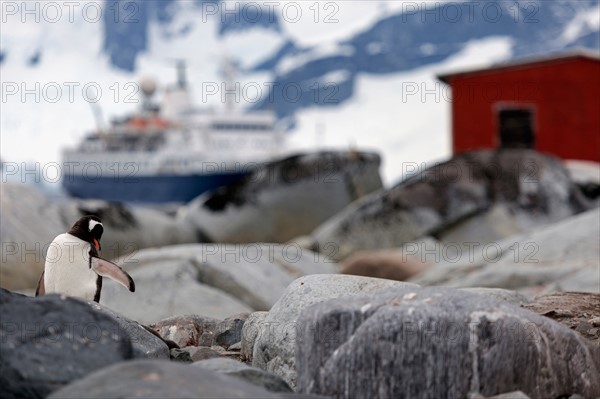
[276,43,355,75]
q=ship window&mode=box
[498,108,535,149]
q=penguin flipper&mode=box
[91,257,135,293]
[35,271,45,296]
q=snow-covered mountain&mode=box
[1,0,599,184]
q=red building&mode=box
[438,50,600,162]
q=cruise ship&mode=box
[62,63,285,203]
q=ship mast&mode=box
[222,55,237,113]
[176,60,187,90]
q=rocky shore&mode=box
[1,149,598,398]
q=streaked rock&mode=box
[251,274,417,389]
[296,286,600,398]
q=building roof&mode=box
[437,48,600,84]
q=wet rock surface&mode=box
[296,286,600,399]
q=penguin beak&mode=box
[93,238,101,251]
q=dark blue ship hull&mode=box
[62,172,248,203]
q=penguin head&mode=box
[69,215,104,251]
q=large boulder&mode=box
[104,243,336,314]
[0,289,133,399]
[251,275,417,389]
[100,259,254,324]
[47,360,319,398]
[411,208,600,294]
[308,150,591,261]
[296,286,600,398]
[0,183,197,291]
[178,151,383,243]
[86,301,170,359]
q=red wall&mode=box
[448,57,600,162]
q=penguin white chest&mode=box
[44,233,99,301]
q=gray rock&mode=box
[178,151,383,243]
[241,311,268,363]
[47,359,297,398]
[216,314,249,349]
[252,274,417,389]
[169,348,193,363]
[194,358,293,393]
[149,314,221,348]
[100,260,253,324]
[107,243,336,312]
[296,286,600,399]
[229,342,242,351]
[193,243,337,310]
[436,204,525,251]
[0,289,133,399]
[86,301,169,359]
[186,346,224,361]
[458,288,530,306]
[412,208,600,293]
[310,150,591,261]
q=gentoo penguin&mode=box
[35,215,135,302]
